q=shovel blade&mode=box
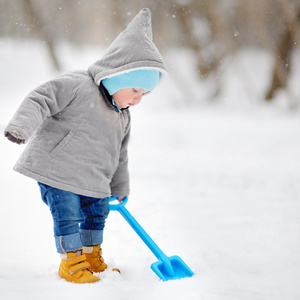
[151,255,194,281]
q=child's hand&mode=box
[117,196,128,203]
[4,131,25,145]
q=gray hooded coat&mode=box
[4,8,167,198]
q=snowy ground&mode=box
[0,39,300,300]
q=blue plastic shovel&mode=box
[109,196,194,281]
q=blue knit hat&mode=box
[101,69,160,95]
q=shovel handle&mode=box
[109,196,166,261]
[109,196,128,210]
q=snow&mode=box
[0,39,300,300]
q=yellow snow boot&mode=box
[83,245,107,273]
[59,250,100,283]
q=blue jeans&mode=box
[38,183,110,253]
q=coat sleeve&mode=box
[4,73,79,143]
[110,124,131,197]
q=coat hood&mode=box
[88,8,167,85]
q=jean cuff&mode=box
[55,232,82,253]
[80,229,103,246]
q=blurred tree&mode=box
[246,0,300,102]
[21,0,61,71]
[265,0,300,102]
[171,0,300,103]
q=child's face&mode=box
[112,88,150,108]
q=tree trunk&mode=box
[22,0,61,71]
[266,2,300,100]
